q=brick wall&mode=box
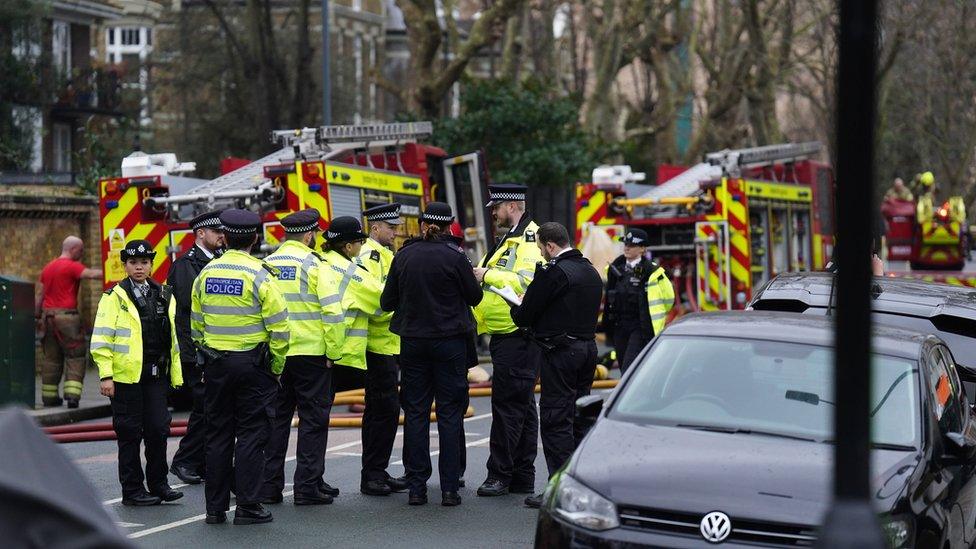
[0,190,102,323]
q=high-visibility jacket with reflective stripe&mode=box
[646,266,675,335]
[90,283,183,387]
[473,220,543,335]
[320,249,383,370]
[266,240,342,360]
[190,249,290,374]
[358,238,399,355]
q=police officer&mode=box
[380,202,483,507]
[261,209,343,506]
[319,216,385,393]
[472,184,544,498]
[604,228,674,374]
[91,240,184,506]
[169,210,224,485]
[191,209,290,525]
[509,222,603,509]
[359,203,409,496]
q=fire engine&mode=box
[97,122,492,288]
[882,191,972,284]
[575,142,835,312]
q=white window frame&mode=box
[52,122,72,173]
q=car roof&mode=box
[664,311,935,360]
[751,272,976,320]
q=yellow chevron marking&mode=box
[102,189,139,240]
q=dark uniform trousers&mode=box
[399,336,468,495]
[171,361,206,475]
[486,333,539,485]
[262,355,332,499]
[533,338,598,478]
[204,348,277,513]
[362,352,400,482]
[111,376,171,498]
[612,322,651,375]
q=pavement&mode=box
[61,390,595,548]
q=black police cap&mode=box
[485,183,528,207]
[219,209,261,235]
[120,239,156,261]
[282,208,322,233]
[189,210,223,231]
[420,202,454,225]
[325,216,368,242]
[363,203,404,225]
[622,228,649,246]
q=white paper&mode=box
[488,285,522,306]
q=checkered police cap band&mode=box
[223,225,257,234]
[192,217,222,230]
[284,222,319,233]
[489,191,526,201]
[366,210,400,221]
[421,213,453,223]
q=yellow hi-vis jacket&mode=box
[320,249,384,370]
[646,265,675,335]
[190,249,290,375]
[358,238,400,356]
[473,220,544,334]
[266,240,343,361]
[90,282,183,387]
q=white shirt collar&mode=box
[554,247,573,258]
[197,244,214,259]
[626,257,641,268]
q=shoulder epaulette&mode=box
[311,250,325,261]
[261,262,280,276]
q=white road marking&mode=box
[333,452,363,457]
[129,489,294,539]
[390,437,491,466]
[121,412,494,538]
[116,522,144,528]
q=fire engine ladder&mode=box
[627,142,823,218]
[149,122,434,209]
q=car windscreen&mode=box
[610,335,920,448]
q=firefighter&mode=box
[91,239,183,506]
[261,209,344,506]
[380,202,484,507]
[168,210,224,485]
[191,209,290,526]
[604,229,675,374]
[911,171,936,201]
[358,203,409,496]
[509,222,603,509]
[37,236,103,408]
[471,183,545,499]
[884,177,913,202]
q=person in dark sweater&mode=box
[380,202,483,507]
[509,222,603,509]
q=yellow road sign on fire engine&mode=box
[744,180,812,202]
[324,162,424,196]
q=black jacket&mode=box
[167,244,214,364]
[381,236,483,339]
[604,255,658,337]
[511,249,603,339]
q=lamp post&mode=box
[321,0,331,125]
[817,1,885,546]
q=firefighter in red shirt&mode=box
[36,236,103,407]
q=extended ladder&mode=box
[152,122,433,208]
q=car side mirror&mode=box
[943,432,976,464]
[575,394,605,437]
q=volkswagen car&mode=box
[534,312,976,548]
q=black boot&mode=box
[476,478,509,497]
[318,479,340,497]
[441,491,461,507]
[65,397,79,409]
[233,503,273,525]
[386,475,408,492]
[524,493,544,508]
[205,511,226,524]
[150,487,184,502]
[122,491,162,506]
[361,479,392,496]
[170,464,202,485]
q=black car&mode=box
[534,312,976,548]
[750,272,976,394]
